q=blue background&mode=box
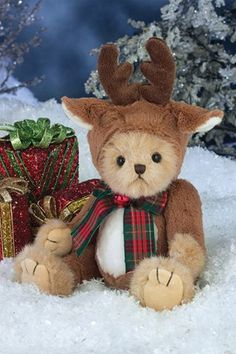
[15,0,234,102]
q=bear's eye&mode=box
[116,155,125,167]
[152,152,162,163]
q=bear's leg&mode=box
[14,243,100,296]
[14,219,100,295]
[129,256,195,311]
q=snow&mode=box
[0,97,236,354]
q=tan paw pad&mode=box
[143,268,184,311]
[45,228,72,256]
[20,258,50,292]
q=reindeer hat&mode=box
[62,38,223,171]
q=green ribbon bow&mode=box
[0,118,75,150]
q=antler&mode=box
[98,38,176,106]
[98,44,140,105]
[140,38,176,105]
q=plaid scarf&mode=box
[71,181,168,272]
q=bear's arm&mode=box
[163,179,206,279]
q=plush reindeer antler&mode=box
[98,37,176,106]
[140,38,176,105]
[98,44,140,105]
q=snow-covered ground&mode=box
[0,97,236,354]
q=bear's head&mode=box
[62,38,223,199]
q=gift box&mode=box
[29,179,100,228]
[0,177,33,260]
[0,118,79,202]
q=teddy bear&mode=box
[14,37,224,311]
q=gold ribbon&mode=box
[0,177,28,258]
[59,196,89,221]
[29,195,89,225]
[0,177,28,202]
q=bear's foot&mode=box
[21,258,50,293]
[14,245,75,296]
[130,257,195,311]
[143,268,183,311]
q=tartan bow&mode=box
[72,181,168,272]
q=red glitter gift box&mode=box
[0,178,33,260]
[29,179,100,227]
[0,118,79,202]
[53,179,100,221]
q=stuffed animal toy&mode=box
[14,38,224,311]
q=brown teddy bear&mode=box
[14,37,224,311]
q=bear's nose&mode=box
[134,164,146,175]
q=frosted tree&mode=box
[85,0,236,157]
[0,0,43,95]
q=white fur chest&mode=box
[96,209,158,277]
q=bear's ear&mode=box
[173,101,224,134]
[61,97,111,130]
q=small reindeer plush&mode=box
[14,38,223,311]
